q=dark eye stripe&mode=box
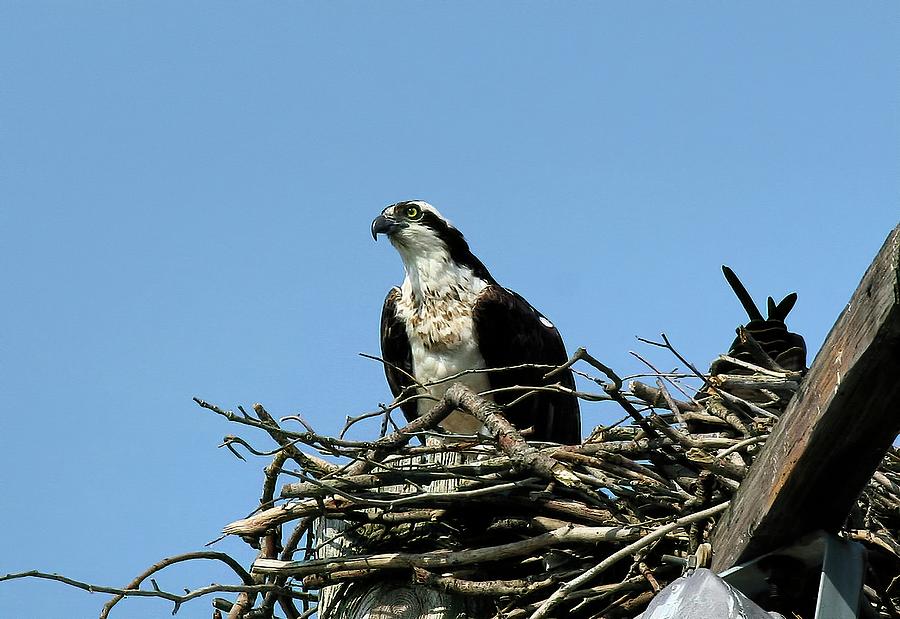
[418,211,442,228]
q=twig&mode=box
[0,571,311,618]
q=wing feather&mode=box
[379,288,418,423]
[472,285,581,444]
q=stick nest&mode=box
[192,337,899,619]
[8,331,897,618]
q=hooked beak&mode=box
[371,214,407,240]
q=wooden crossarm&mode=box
[712,224,900,571]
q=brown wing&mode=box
[472,285,581,444]
[380,288,418,423]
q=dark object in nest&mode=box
[709,266,807,375]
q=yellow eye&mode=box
[405,205,421,219]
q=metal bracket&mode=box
[815,534,865,618]
[718,530,865,619]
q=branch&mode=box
[99,551,256,618]
[252,523,653,576]
[0,570,311,618]
[442,383,587,492]
[412,568,553,596]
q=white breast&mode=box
[409,325,491,434]
[392,254,493,435]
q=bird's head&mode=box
[372,200,461,256]
[371,200,493,282]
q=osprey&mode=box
[372,200,581,444]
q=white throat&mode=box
[395,242,480,304]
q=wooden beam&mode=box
[711,224,900,572]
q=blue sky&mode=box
[1,3,897,617]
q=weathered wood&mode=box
[314,446,486,619]
[322,582,483,619]
[711,224,900,571]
